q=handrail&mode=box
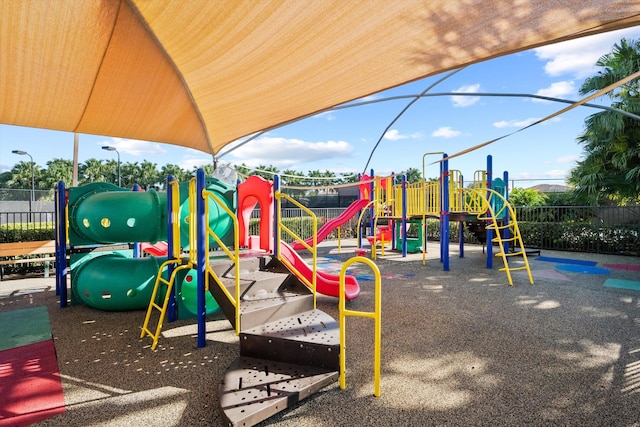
[275,191,317,308]
[167,179,181,259]
[203,188,241,334]
[462,186,533,285]
[188,178,197,264]
[339,256,382,397]
[355,199,376,255]
[188,178,242,335]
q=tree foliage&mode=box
[508,187,548,206]
[569,38,640,205]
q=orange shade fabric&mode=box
[1,0,639,155]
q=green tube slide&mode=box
[71,254,166,311]
[67,178,235,312]
[70,186,168,245]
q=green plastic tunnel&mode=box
[72,188,168,244]
[68,180,235,247]
[71,254,166,311]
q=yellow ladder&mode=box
[140,259,192,350]
[467,188,534,286]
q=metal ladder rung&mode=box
[500,266,529,272]
[501,251,525,257]
[492,236,517,243]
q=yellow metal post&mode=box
[339,256,382,397]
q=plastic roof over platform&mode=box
[1,0,639,156]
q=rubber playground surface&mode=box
[1,240,640,426]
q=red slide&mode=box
[279,242,360,300]
[291,199,370,250]
[140,241,169,256]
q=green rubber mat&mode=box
[0,306,51,351]
[604,279,640,291]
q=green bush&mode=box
[0,223,55,243]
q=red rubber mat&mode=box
[0,339,65,426]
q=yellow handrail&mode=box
[275,191,318,308]
[188,178,242,335]
[355,200,381,259]
[339,256,382,397]
[167,179,181,259]
[203,188,241,334]
[463,187,534,285]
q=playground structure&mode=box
[53,171,375,427]
[353,154,533,286]
[50,153,532,425]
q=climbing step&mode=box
[219,356,338,427]
[207,259,315,332]
[240,309,340,370]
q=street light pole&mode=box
[101,146,121,187]
[12,150,34,217]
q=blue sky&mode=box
[2,26,640,188]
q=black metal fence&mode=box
[2,206,639,256]
[514,205,640,256]
[0,212,56,242]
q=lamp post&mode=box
[12,150,34,217]
[102,146,121,187]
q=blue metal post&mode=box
[401,174,407,257]
[132,183,141,258]
[196,169,207,348]
[439,161,444,264]
[273,174,280,258]
[166,175,178,322]
[369,169,375,241]
[486,155,493,269]
[442,154,450,271]
[55,181,68,307]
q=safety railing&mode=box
[189,178,242,335]
[205,187,241,334]
[339,256,382,397]
[449,169,465,212]
[275,191,318,308]
[356,200,387,259]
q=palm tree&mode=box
[138,160,160,190]
[43,158,73,189]
[160,164,190,184]
[80,158,108,184]
[569,38,640,204]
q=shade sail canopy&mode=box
[2,0,640,156]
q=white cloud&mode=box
[451,84,481,107]
[432,126,461,138]
[543,154,580,165]
[384,130,406,140]
[179,157,212,170]
[534,81,576,102]
[227,136,354,168]
[493,117,540,128]
[534,27,640,78]
[313,111,336,121]
[510,169,570,180]
[98,138,167,156]
[543,169,570,179]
